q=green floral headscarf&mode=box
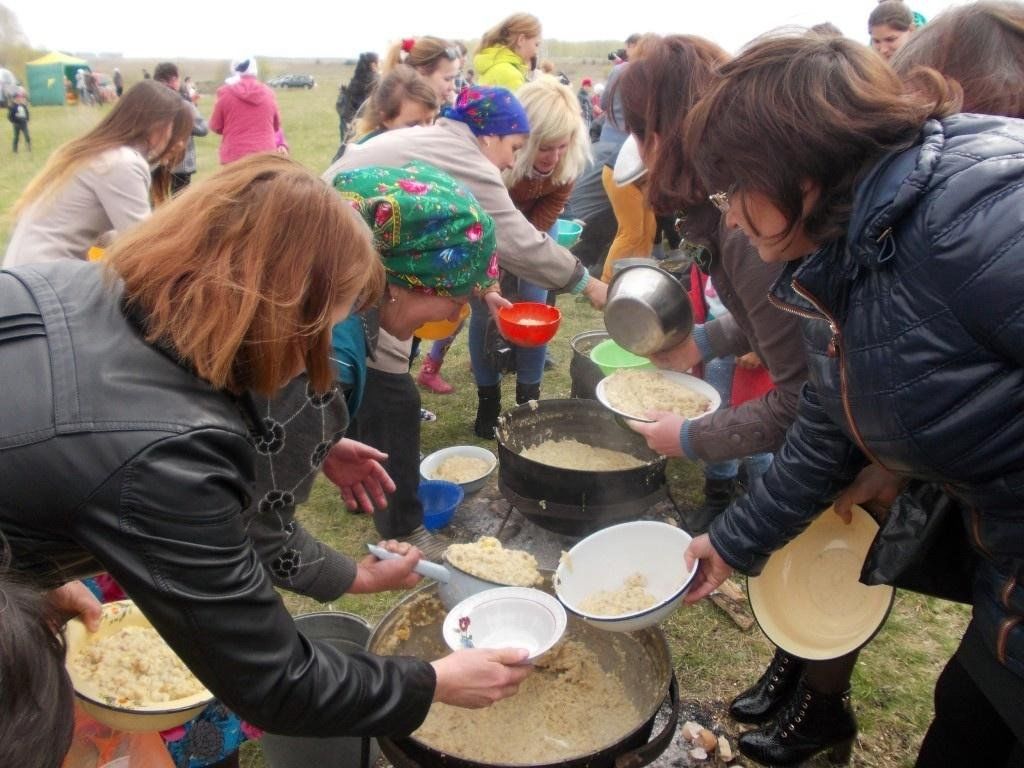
[332,163,498,297]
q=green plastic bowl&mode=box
[555,219,583,248]
[589,339,655,376]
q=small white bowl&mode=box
[420,445,497,494]
[554,521,698,632]
[442,587,567,662]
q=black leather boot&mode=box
[684,477,736,535]
[515,381,541,405]
[730,647,806,724]
[474,385,501,439]
[738,682,857,767]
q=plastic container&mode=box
[261,613,380,768]
[496,302,561,347]
[418,479,464,531]
[589,338,655,376]
[554,218,583,248]
[414,303,470,340]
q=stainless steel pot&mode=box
[603,264,694,357]
[368,581,679,768]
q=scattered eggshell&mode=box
[681,721,703,741]
[697,728,717,752]
[689,746,708,761]
[718,735,733,761]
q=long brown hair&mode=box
[383,36,460,76]
[891,0,1024,118]
[107,155,384,396]
[617,35,729,213]
[685,33,961,245]
[477,13,541,53]
[14,80,187,217]
[151,98,199,205]
[354,65,438,138]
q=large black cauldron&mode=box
[495,399,667,535]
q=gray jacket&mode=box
[174,98,208,175]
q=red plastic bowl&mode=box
[496,302,561,347]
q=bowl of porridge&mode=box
[420,445,497,494]
[555,521,699,632]
[596,369,720,424]
[64,600,213,732]
[496,302,561,347]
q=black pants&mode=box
[917,654,1024,767]
[348,368,423,539]
[12,123,29,152]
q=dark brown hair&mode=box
[617,35,730,212]
[892,1,1024,118]
[107,154,384,396]
[151,98,199,205]
[685,33,961,244]
[869,1,914,31]
[0,573,74,768]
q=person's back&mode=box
[210,75,280,164]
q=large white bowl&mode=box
[554,521,698,632]
[747,504,896,660]
[420,445,497,494]
[64,600,213,732]
[442,587,567,662]
[595,370,721,424]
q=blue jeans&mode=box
[703,356,773,481]
[469,277,548,387]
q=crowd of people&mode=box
[1,2,1023,767]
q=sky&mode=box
[5,0,964,60]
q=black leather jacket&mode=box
[0,261,435,736]
[709,115,1024,681]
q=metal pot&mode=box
[603,264,694,357]
[368,582,679,768]
[569,329,610,399]
[495,399,667,535]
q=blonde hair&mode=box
[504,78,591,187]
[14,80,188,217]
[107,155,384,396]
[383,36,460,76]
[478,13,542,53]
[354,65,439,138]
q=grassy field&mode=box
[0,69,971,768]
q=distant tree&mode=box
[0,4,41,80]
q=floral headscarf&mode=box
[333,163,498,297]
[442,86,531,137]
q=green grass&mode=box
[0,70,970,768]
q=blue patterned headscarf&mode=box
[442,86,531,137]
[332,162,498,297]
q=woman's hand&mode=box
[48,582,102,632]
[834,463,905,524]
[682,534,734,604]
[431,647,532,708]
[582,277,607,309]
[484,290,513,321]
[736,351,763,370]
[627,411,685,457]
[322,438,396,513]
[350,539,423,593]
[649,336,701,372]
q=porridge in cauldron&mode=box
[519,438,646,471]
[445,536,543,586]
[602,369,710,420]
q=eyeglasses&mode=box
[708,184,737,214]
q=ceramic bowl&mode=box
[554,521,698,632]
[604,264,694,357]
[420,445,497,494]
[64,600,213,732]
[496,302,561,347]
[747,504,896,660]
[594,369,721,424]
[443,587,567,661]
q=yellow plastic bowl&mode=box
[747,505,895,660]
[64,600,213,732]
[415,303,470,340]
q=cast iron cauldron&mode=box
[368,582,679,768]
[495,399,667,535]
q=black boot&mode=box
[730,647,805,724]
[474,385,501,439]
[683,477,736,535]
[738,681,857,767]
[515,381,541,405]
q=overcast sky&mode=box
[6,1,964,60]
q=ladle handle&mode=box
[366,544,451,583]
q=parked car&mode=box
[268,74,316,89]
